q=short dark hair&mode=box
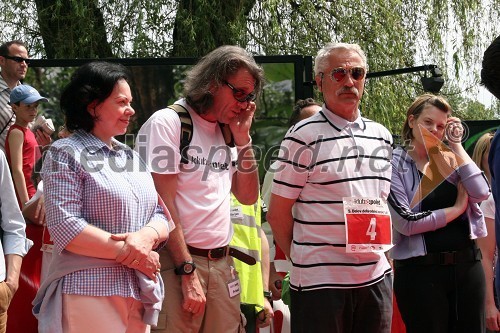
[0,40,27,57]
[481,35,500,100]
[183,45,265,115]
[288,98,321,127]
[61,61,130,132]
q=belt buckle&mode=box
[208,247,226,260]
[440,252,456,265]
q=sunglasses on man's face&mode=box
[327,67,366,82]
[224,81,256,103]
[3,55,30,65]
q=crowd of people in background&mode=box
[0,35,499,333]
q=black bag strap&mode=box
[219,122,234,147]
[167,104,193,164]
[167,103,234,164]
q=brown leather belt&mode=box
[187,245,256,265]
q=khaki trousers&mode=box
[153,247,244,333]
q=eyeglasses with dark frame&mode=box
[223,81,256,103]
[2,55,31,65]
[323,67,366,82]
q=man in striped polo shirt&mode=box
[267,42,393,333]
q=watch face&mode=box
[184,263,194,274]
[175,261,196,275]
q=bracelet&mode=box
[235,137,252,150]
[144,225,160,244]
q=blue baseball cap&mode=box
[10,84,48,105]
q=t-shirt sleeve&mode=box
[481,193,495,220]
[135,108,182,175]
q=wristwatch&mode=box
[263,290,273,306]
[174,261,196,275]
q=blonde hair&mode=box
[471,132,494,171]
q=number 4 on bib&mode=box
[343,197,393,253]
[366,218,377,241]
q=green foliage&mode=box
[244,0,500,133]
[446,93,499,120]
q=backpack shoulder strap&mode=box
[218,123,234,147]
[167,104,192,164]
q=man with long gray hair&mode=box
[136,45,264,333]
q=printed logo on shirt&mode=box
[190,155,230,170]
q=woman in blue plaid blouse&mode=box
[33,61,172,333]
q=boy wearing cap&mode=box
[5,84,47,333]
[6,84,48,208]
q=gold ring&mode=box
[132,259,140,265]
[156,268,161,272]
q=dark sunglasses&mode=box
[224,81,256,103]
[3,55,31,65]
[327,67,366,82]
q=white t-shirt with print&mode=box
[136,99,236,249]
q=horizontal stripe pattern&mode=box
[290,268,393,291]
[272,109,393,289]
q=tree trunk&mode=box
[172,0,256,56]
[129,66,176,130]
[34,0,113,58]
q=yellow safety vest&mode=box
[230,194,264,313]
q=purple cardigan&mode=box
[388,146,489,260]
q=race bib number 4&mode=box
[343,197,393,253]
